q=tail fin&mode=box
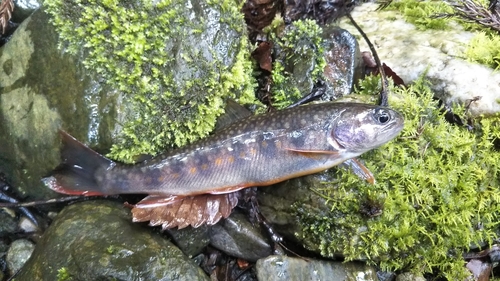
[43,130,115,196]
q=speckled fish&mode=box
[43,102,404,229]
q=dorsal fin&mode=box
[214,99,252,131]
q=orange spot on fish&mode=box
[228,156,235,163]
[157,176,165,182]
[172,173,180,179]
[190,167,197,174]
[239,152,246,159]
[215,158,223,165]
[201,164,208,170]
[275,140,282,149]
[261,141,268,148]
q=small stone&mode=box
[18,216,38,233]
[6,239,35,275]
[256,255,378,281]
[209,211,272,262]
[395,272,426,281]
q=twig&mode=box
[441,0,500,33]
[0,0,14,35]
[346,13,389,107]
[0,196,92,208]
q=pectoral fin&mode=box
[340,158,376,184]
[131,193,240,229]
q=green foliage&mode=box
[44,0,258,162]
[269,19,326,109]
[384,0,500,70]
[385,0,454,30]
[465,32,500,70]
[295,76,500,278]
[57,267,72,281]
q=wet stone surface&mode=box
[209,211,273,262]
[14,201,209,281]
[256,255,378,281]
[6,239,35,276]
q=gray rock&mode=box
[339,3,500,116]
[18,216,38,233]
[165,225,211,258]
[0,0,250,201]
[273,23,362,103]
[0,8,122,200]
[14,200,209,281]
[256,255,378,281]
[0,208,17,234]
[209,211,272,262]
[6,239,35,275]
[321,26,363,100]
[395,272,426,281]
[13,0,41,22]
[258,174,333,251]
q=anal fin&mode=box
[131,193,240,229]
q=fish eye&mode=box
[374,108,391,124]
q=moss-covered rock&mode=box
[14,201,209,280]
[0,9,120,199]
[383,0,500,70]
[43,0,257,163]
[339,2,500,116]
[260,76,500,279]
[266,19,362,108]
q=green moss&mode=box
[295,75,500,279]
[269,19,326,109]
[384,0,500,70]
[465,31,500,70]
[385,0,454,30]
[44,0,258,163]
[57,267,72,281]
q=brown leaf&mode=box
[0,0,14,35]
[131,193,240,229]
[251,41,273,72]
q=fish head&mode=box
[329,104,404,154]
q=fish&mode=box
[43,102,404,229]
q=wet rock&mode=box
[321,26,363,101]
[395,272,426,281]
[165,225,211,258]
[6,239,35,275]
[256,255,378,281]
[209,211,272,262]
[0,0,250,200]
[258,174,333,251]
[0,209,17,234]
[339,3,500,116]
[0,8,121,200]
[272,22,362,105]
[12,0,41,23]
[14,200,209,280]
[18,216,38,233]
[377,271,396,281]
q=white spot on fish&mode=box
[243,138,256,144]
